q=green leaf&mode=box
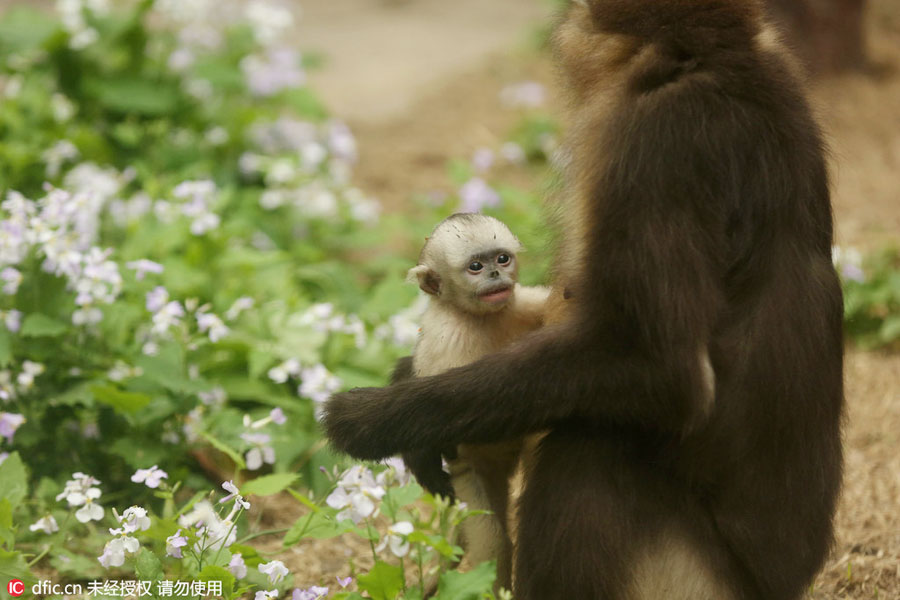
[135,547,164,583]
[91,384,152,414]
[436,561,497,600]
[199,432,246,470]
[199,565,235,600]
[407,532,461,560]
[228,543,262,567]
[240,473,300,497]
[878,314,900,343]
[0,548,34,586]
[19,313,68,337]
[0,7,59,53]
[356,561,405,600]
[0,452,28,509]
[0,499,13,548]
[0,328,11,366]
[284,511,346,545]
[87,77,180,116]
[382,482,424,519]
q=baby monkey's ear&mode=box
[407,265,441,296]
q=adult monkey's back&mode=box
[323,1,844,598]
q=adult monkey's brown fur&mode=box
[324,1,844,598]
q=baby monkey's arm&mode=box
[511,284,551,327]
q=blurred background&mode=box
[0,1,896,599]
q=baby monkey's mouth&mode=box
[478,285,513,305]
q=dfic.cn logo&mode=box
[7,579,25,597]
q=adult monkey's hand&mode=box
[321,386,399,460]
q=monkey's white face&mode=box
[411,213,524,315]
[449,248,518,314]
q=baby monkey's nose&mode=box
[490,270,500,278]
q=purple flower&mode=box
[841,263,865,283]
[229,553,248,579]
[458,178,501,213]
[242,47,305,97]
[293,586,329,600]
[500,142,526,165]
[146,286,169,312]
[166,529,188,558]
[471,148,494,173]
[270,407,287,425]
[0,412,25,442]
[336,576,352,589]
[126,259,164,281]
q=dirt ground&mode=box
[280,1,900,598]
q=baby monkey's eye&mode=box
[497,254,511,265]
[468,261,484,273]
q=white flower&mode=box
[345,188,381,225]
[379,458,411,487]
[117,506,151,533]
[2,310,22,333]
[178,500,218,529]
[255,591,279,600]
[242,432,275,470]
[326,487,376,524]
[325,465,386,524]
[29,515,59,534]
[168,47,195,71]
[198,387,226,406]
[152,301,185,335]
[98,534,139,567]
[268,358,301,384]
[16,361,45,390]
[189,211,220,235]
[0,267,21,295]
[225,296,254,320]
[57,473,104,523]
[56,472,100,502]
[298,364,342,409]
[375,521,414,557]
[126,259,164,280]
[75,496,104,523]
[131,465,168,489]
[43,140,79,177]
[196,311,229,342]
[259,560,290,585]
[229,553,248,579]
[245,1,295,46]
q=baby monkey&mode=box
[405,213,549,588]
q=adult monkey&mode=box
[324,0,845,598]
